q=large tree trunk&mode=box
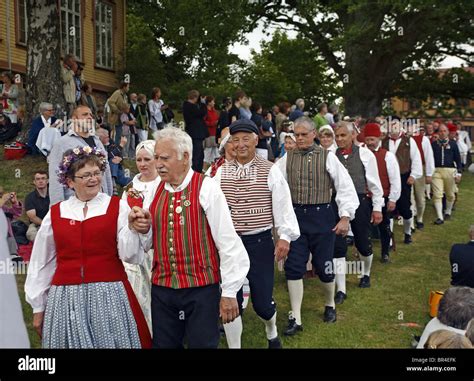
[22,0,66,139]
[343,83,384,118]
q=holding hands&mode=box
[128,206,151,234]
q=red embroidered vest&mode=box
[149,172,220,289]
[50,196,128,285]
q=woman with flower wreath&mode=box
[122,140,160,333]
[25,146,152,348]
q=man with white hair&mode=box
[213,119,300,348]
[289,98,305,121]
[449,225,474,288]
[431,124,462,224]
[333,121,384,298]
[134,127,250,348]
[276,116,358,334]
[411,125,435,230]
[27,102,58,155]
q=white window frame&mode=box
[95,0,114,70]
[60,0,82,61]
[17,0,28,45]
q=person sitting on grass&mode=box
[0,187,23,262]
[24,171,50,243]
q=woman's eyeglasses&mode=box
[74,171,102,181]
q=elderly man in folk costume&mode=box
[411,124,435,230]
[130,127,250,348]
[276,117,358,336]
[363,123,401,264]
[431,124,463,225]
[332,121,384,303]
[213,119,300,348]
[381,117,422,244]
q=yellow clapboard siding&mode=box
[0,0,125,95]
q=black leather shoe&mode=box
[381,254,390,264]
[323,306,337,323]
[334,291,347,305]
[359,275,371,288]
[434,218,444,225]
[284,318,303,336]
[404,234,412,244]
[416,222,424,230]
[444,214,451,220]
[268,336,282,349]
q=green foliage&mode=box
[248,0,474,115]
[117,13,167,99]
[240,31,341,111]
[124,0,251,108]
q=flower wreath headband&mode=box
[57,146,108,187]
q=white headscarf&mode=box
[219,133,231,155]
[319,125,335,137]
[135,139,156,157]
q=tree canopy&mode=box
[125,0,474,116]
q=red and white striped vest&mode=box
[149,172,220,289]
[220,155,273,234]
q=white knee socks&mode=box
[321,281,336,308]
[287,279,304,325]
[434,200,443,220]
[360,254,373,277]
[403,218,412,235]
[223,316,243,349]
[333,257,346,294]
[445,201,454,215]
[260,312,278,340]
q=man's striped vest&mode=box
[286,144,332,205]
[149,172,220,289]
[220,155,273,234]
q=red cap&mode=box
[447,123,457,133]
[364,123,382,138]
[356,131,365,143]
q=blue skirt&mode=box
[42,281,141,349]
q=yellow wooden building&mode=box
[0,0,126,103]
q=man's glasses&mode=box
[74,171,102,181]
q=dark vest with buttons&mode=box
[220,155,273,234]
[286,144,332,205]
[382,135,412,175]
[336,144,367,195]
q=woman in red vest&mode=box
[25,146,151,348]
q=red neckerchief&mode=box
[339,145,352,156]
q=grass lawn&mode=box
[2,146,473,348]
